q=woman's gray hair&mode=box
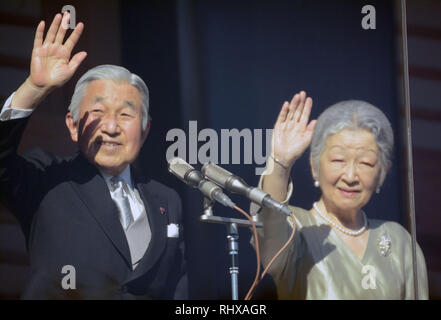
[310,100,394,187]
[68,65,150,131]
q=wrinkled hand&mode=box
[30,12,87,91]
[272,91,317,168]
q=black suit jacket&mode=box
[0,111,187,299]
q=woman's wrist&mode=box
[269,153,295,171]
[270,154,290,170]
[266,155,292,180]
[261,158,291,202]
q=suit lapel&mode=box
[67,156,169,280]
[125,167,168,283]
[68,154,132,267]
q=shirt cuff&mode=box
[0,92,35,121]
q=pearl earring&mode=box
[376,187,380,194]
[314,180,320,188]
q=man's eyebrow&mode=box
[123,100,134,107]
[92,96,106,103]
[122,100,137,111]
[91,97,137,111]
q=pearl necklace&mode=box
[313,202,367,236]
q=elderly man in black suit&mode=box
[0,12,187,299]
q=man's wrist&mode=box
[10,77,52,110]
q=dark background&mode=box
[0,0,440,299]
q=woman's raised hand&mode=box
[272,91,317,169]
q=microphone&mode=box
[201,162,292,216]
[168,157,236,208]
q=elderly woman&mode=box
[252,91,428,299]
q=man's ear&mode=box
[141,121,151,145]
[65,112,78,143]
[386,160,392,173]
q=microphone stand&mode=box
[200,197,263,300]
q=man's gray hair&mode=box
[310,100,394,187]
[68,65,150,131]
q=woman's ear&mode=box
[310,153,317,180]
[378,160,392,188]
[65,112,78,143]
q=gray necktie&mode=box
[110,176,134,230]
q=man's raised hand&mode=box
[10,12,86,110]
[30,12,86,90]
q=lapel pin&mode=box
[160,207,166,215]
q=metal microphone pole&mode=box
[200,197,263,300]
[227,223,239,300]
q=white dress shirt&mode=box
[0,92,34,121]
